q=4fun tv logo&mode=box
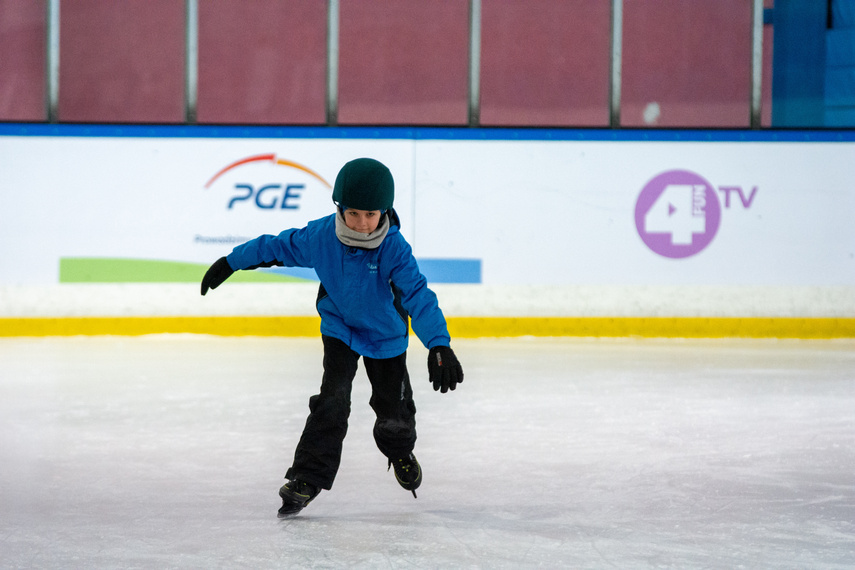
[205,154,332,210]
[634,169,758,259]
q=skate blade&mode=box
[277,505,304,518]
[277,497,307,518]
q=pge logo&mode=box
[204,154,332,210]
[634,169,758,259]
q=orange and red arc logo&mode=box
[204,154,332,189]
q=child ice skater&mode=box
[200,157,463,517]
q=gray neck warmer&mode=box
[334,210,390,249]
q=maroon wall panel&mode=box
[621,0,752,127]
[197,0,327,125]
[480,0,611,127]
[59,0,185,123]
[337,0,469,125]
[0,0,46,121]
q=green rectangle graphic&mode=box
[58,258,307,283]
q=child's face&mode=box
[344,208,382,234]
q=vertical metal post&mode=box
[468,0,481,127]
[327,0,340,125]
[185,0,198,124]
[750,0,763,128]
[609,0,623,128]
[46,0,60,122]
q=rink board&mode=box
[1,125,853,337]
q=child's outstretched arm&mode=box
[200,257,234,295]
[201,226,312,296]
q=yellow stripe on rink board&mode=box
[446,317,855,339]
[1,316,854,338]
[0,316,322,337]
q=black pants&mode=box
[285,335,417,490]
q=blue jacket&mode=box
[226,211,451,359]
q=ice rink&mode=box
[1,335,853,568]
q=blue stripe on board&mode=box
[1,122,854,143]
[417,259,482,284]
[260,259,481,284]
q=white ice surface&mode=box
[1,336,854,568]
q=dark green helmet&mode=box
[332,158,394,211]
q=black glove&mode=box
[428,346,463,393]
[200,256,234,296]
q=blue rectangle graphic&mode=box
[416,259,482,284]
[262,258,481,284]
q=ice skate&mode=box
[277,479,320,517]
[388,453,422,498]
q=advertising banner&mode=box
[414,138,855,286]
[1,135,417,285]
